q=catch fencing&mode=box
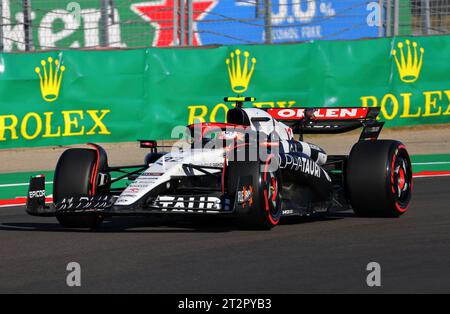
[0,1,449,52]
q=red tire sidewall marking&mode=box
[263,154,280,225]
[87,144,100,196]
[222,157,227,194]
[393,145,410,213]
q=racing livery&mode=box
[27,97,413,229]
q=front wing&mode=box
[26,176,239,217]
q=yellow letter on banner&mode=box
[381,94,399,120]
[360,96,378,108]
[423,91,442,117]
[442,91,450,116]
[62,111,85,136]
[21,112,43,140]
[86,110,111,135]
[0,115,19,141]
[42,112,61,138]
[400,93,421,118]
[188,105,208,124]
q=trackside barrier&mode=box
[1,35,450,149]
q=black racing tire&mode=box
[145,152,165,165]
[227,155,282,230]
[54,148,104,229]
[346,140,413,218]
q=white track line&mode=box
[0,168,447,189]
[0,173,448,208]
[0,177,120,189]
[412,162,450,166]
[414,174,450,178]
[0,181,53,188]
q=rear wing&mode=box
[266,107,383,139]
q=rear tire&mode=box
[54,148,104,229]
[346,140,412,217]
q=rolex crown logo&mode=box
[35,57,65,102]
[392,40,424,83]
[226,49,256,94]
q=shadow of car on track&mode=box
[0,211,352,233]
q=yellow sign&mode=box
[226,49,256,94]
[0,57,112,142]
[392,40,424,84]
[35,57,65,102]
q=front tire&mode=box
[227,155,282,230]
[54,148,104,229]
[346,140,412,217]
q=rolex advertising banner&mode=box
[1,35,450,149]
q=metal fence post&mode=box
[0,0,3,52]
[264,0,272,44]
[187,0,193,46]
[180,0,186,46]
[422,0,431,35]
[393,0,399,36]
[100,0,109,47]
[386,0,392,37]
[173,0,179,46]
[255,0,261,18]
[23,0,32,51]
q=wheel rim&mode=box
[391,147,412,211]
[265,170,281,224]
[268,174,278,206]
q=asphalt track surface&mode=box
[0,177,449,294]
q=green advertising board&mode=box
[1,35,450,149]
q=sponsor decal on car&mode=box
[267,108,369,121]
[119,194,138,199]
[28,190,45,199]
[140,172,164,177]
[153,196,222,211]
[56,195,115,211]
[127,183,151,189]
[237,185,253,208]
[279,154,323,179]
[282,209,295,215]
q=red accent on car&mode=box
[263,190,270,212]
[263,154,280,225]
[141,141,155,148]
[271,177,278,202]
[394,144,410,213]
[260,142,280,148]
[187,122,249,137]
[268,211,280,225]
[398,167,406,190]
[267,107,369,121]
[222,157,227,194]
[87,143,100,196]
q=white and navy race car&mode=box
[27,97,413,229]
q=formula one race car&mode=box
[26,97,413,229]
